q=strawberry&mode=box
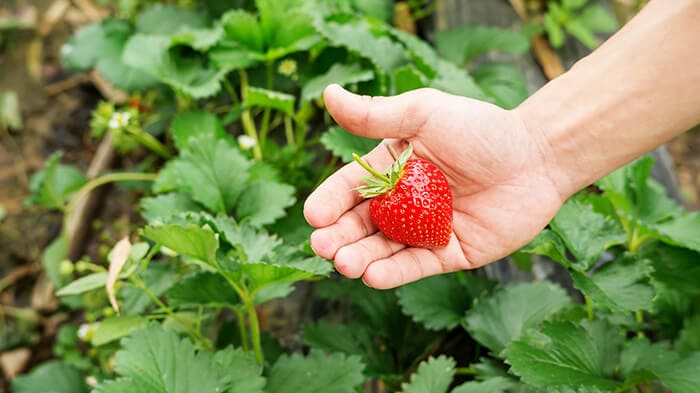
[353,144,453,248]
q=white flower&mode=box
[278,59,297,76]
[108,112,132,129]
[160,246,178,257]
[85,376,98,387]
[238,135,257,150]
[77,322,99,341]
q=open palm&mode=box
[304,85,565,289]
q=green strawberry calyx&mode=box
[353,143,413,198]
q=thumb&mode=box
[323,84,435,139]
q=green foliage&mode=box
[94,324,264,393]
[504,320,622,389]
[396,273,474,331]
[544,1,618,50]
[398,356,455,393]
[464,282,572,354]
[27,2,700,393]
[12,361,88,393]
[320,126,380,163]
[435,25,530,66]
[266,350,365,393]
[27,152,87,210]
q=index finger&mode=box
[304,141,403,228]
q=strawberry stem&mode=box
[388,144,399,161]
[352,153,390,183]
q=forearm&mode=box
[516,0,700,199]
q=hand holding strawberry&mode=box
[353,143,453,249]
[304,85,565,289]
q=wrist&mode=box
[512,101,589,202]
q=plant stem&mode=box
[223,78,240,105]
[64,172,158,216]
[234,308,250,352]
[259,108,272,152]
[284,116,294,146]
[246,302,264,364]
[635,311,646,339]
[585,295,594,320]
[352,153,390,182]
[123,126,171,159]
[454,367,478,376]
[238,69,263,160]
[131,277,212,350]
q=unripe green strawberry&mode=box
[354,144,453,248]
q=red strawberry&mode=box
[353,144,453,248]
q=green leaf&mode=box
[221,9,264,52]
[123,34,226,98]
[451,377,519,393]
[266,350,365,393]
[570,258,654,313]
[42,234,69,288]
[577,4,617,33]
[142,224,218,266]
[549,199,626,270]
[392,65,428,94]
[170,111,227,151]
[169,25,223,51]
[209,38,260,71]
[240,256,332,290]
[353,0,393,22]
[302,320,394,376]
[464,282,572,354]
[676,315,700,356]
[12,361,88,393]
[650,246,700,295]
[120,263,178,316]
[565,19,598,50]
[215,216,281,262]
[656,212,700,253]
[103,324,227,393]
[655,352,700,393]
[431,60,489,100]
[168,134,252,214]
[139,193,198,224]
[316,19,407,72]
[95,19,159,91]
[505,320,622,389]
[302,63,374,102]
[399,356,455,393]
[435,25,529,66]
[388,27,439,78]
[56,272,108,296]
[520,229,572,266]
[92,316,149,346]
[60,22,104,71]
[619,339,700,393]
[244,87,296,116]
[473,63,529,109]
[396,273,472,331]
[27,152,86,210]
[257,0,319,55]
[236,179,296,226]
[544,14,565,48]
[135,5,208,35]
[213,347,266,393]
[167,272,238,308]
[320,126,380,163]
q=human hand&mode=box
[304,84,566,289]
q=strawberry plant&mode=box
[11,0,700,392]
